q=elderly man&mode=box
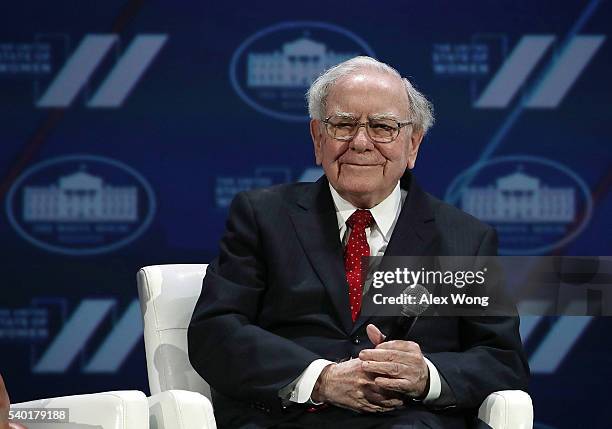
[188,56,529,428]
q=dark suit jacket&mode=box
[188,172,530,428]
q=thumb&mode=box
[366,324,386,346]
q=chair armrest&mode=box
[11,390,148,429]
[477,390,533,429]
[148,390,216,429]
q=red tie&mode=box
[344,209,374,322]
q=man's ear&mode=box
[310,119,323,165]
[407,128,425,169]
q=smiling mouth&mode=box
[342,163,381,167]
[341,161,380,167]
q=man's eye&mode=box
[335,122,355,128]
[371,123,395,131]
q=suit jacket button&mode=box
[352,336,360,345]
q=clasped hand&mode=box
[312,324,429,413]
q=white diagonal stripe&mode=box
[529,315,593,374]
[474,35,555,108]
[37,35,117,107]
[83,300,143,373]
[87,34,168,107]
[517,301,548,343]
[33,300,115,373]
[519,316,543,343]
[525,35,605,108]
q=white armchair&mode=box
[137,264,533,429]
[11,390,149,429]
[137,265,216,429]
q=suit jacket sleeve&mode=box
[424,227,530,410]
[188,191,322,409]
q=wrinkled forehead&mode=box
[325,70,410,119]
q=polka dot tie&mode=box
[344,209,374,322]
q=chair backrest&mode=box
[137,264,211,399]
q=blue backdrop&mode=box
[1,1,610,427]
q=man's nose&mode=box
[349,125,373,152]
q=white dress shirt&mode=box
[281,181,443,405]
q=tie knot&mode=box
[346,209,374,229]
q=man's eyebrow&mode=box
[331,111,358,119]
[368,112,402,121]
[330,112,403,121]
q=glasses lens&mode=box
[326,116,357,140]
[367,119,399,142]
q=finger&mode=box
[380,399,405,410]
[376,340,421,353]
[364,391,405,408]
[354,394,391,410]
[367,383,406,399]
[359,348,409,363]
[378,399,405,409]
[362,360,406,378]
[374,376,414,394]
[366,324,386,346]
[359,401,396,414]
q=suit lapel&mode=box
[351,172,441,335]
[289,177,354,334]
[382,173,439,259]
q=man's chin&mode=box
[338,165,383,182]
[334,177,384,200]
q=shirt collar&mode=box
[328,181,402,239]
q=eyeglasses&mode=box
[322,115,413,143]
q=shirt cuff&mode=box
[289,359,334,404]
[422,357,442,403]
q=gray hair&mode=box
[306,56,434,134]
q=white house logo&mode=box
[462,170,575,223]
[446,155,593,255]
[230,21,375,121]
[6,155,156,255]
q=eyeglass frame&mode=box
[321,114,414,143]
